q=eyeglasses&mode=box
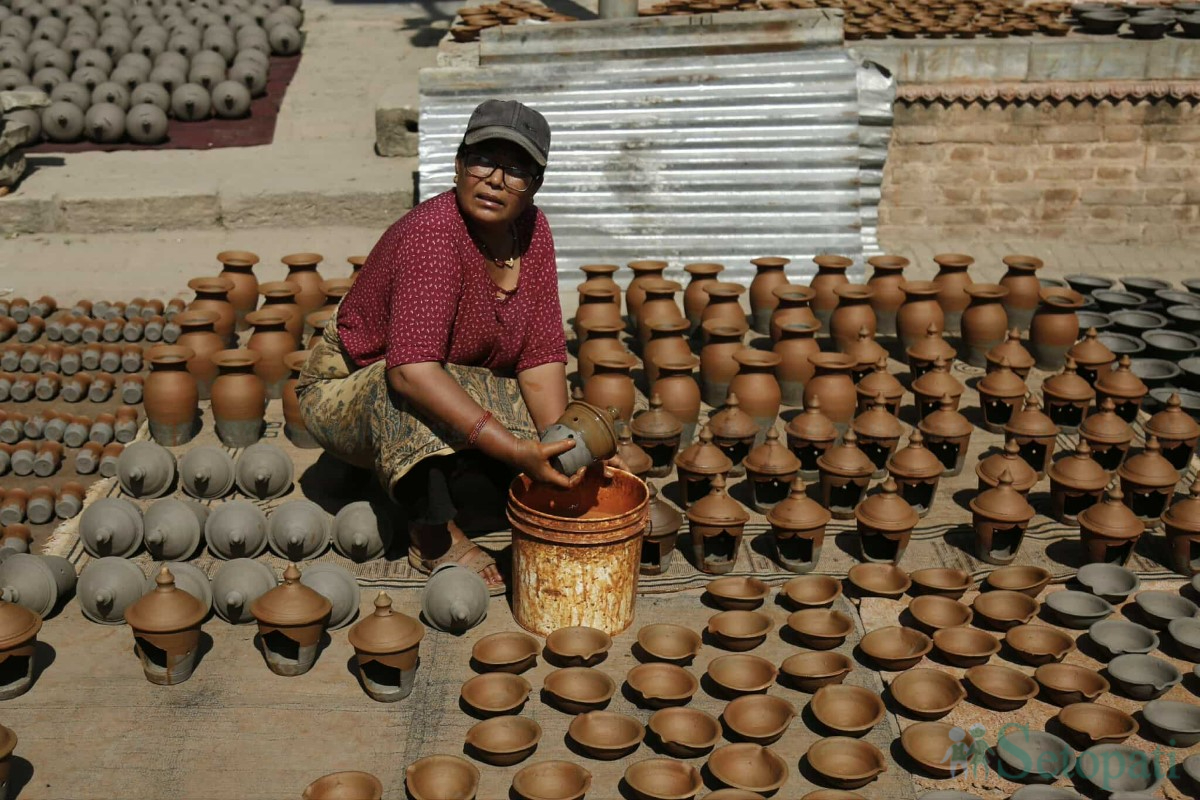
[463,152,538,193]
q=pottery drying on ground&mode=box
[465,716,542,767]
[806,737,884,789]
[1045,590,1115,629]
[811,684,883,736]
[625,662,699,708]
[999,254,1043,330]
[1142,699,1200,747]
[1048,441,1109,524]
[785,397,839,480]
[986,565,1051,597]
[460,671,532,717]
[1076,744,1164,796]
[1004,395,1059,478]
[749,256,790,334]
[210,349,265,447]
[331,501,392,563]
[774,322,821,407]
[687,474,749,575]
[705,577,770,611]
[1079,397,1134,471]
[1075,564,1140,604]
[472,631,539,674]
[707,610,772,652]
[297,564,358,630]
[347,592,424,703]
[847,562,910,599]
[866,254,907,335]
[79,497,143,558]
[994,728,1076,784]
[1108,654,1182,700]
[965,664,1039,710]
[855,356,904,417]
[977,359,1028,433]
[266,500,330,561]
[770,284,819,344]
[1095,355,1148,423]
[187,276,237,345]
[829,285,876,350]
[817,430,873,519]
[706,653,778,698]
[1145,393,1200,471]
[543,667,616,715]
[116,441,176,499]
[1134,590,1199,630]
[647,707,721,758]
[205,500,268,560]
[709,742,789,794]
[742,428,800,512]
[303,772,383,800]
[851,394,902,478]
[642,484,682,577]
[77,557,145,625]
[624,758,703,800]
[1042,358,1095,432]
[699,321,746,409]
[709,393,759,477]
[511,760,592,800]
[674,425,732,509]
[250,563,332,677]
[932,627,1002,668]
[682,262,723,331]
[545,626,612,668]
[421,563,488,635]
[1057,702,1138,750]
[908,595,973,635]
[786,608,854,651]
[179,445,236,500]
[909,568,972,599]
[212,559,277,625]
[1117,437,1179,522]
[766,478,831,574]
[630,394,683,476]
[143,344,198,445]
[124,567,207,685]
[723,693,796,745]
[1035,662,1110,706]
[803,352,858,430]
[987,328,1036,379]
[636,623,702,664]
[779,651,853,693]
[855,479,917,565]
[142,499,206,562]
[1030,288,1085,370]
[781,574,842,608]
[1088,619,1160,659]
[1163,479,1200,575]
[1006,624,1076,666]
[972,590,1039,631]
[889,667,966,720]
[1077,487,1145,567]
[907,324,957,380]
[843,326,887,383]
[918,395,973,477]
[405,756,479,800]
[860,626,932,671]
[0,554,75,618]
[897,282,944,352]
[1069,328,1117,386]
[0,599,41,700]
[970,469,1036,565]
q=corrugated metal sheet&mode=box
[420,16,892,290]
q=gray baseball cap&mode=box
[462,99,550,167]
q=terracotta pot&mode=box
[651,356,701,447]
[143,345,198,446]
[687,474,749,574]
[769,285,819,342]
[244,309,295,400]
[625,260,668,323]
[918,396,974,477]
[250,563,332,676]
[785,397,839,480]
[682,262,723,332]
[999,254,1043,331]
[960,283,1010,367]
[855,478,918,564]
[842,327,887,384]
[258,281,304,346]
[866,254,908,336]
[583,352,637,424]
[701,282,748,334]
[1048,440,1109,524]
[319,278,353,311]
[976,359,1027,433]
[809,254,853,331]
[574,286,622,341]
[897,281,944,352]
[282,351,318,449]
[1004,395,1060,478]
[210,349,266,447]
[699,321,745,408]
[348,591,424,702]
[932,253,974,334]
[1145,392,1200,472]
[630,394,683,478]
[803,352,857,431]
[170,310,221,405]
[1078,487,1145,566]
[885,430,943,517]
[1162,478,1200,575]
[637,278,684,347]
[1042,358,1096,432]
[855,357,904,417]
[305,310,334,350]
[851,393,903,478]
[817,430,874,519]
[728,350,782,436]
[674,425,733,509]
[1094,355,1149,425]
[347,255,367,281]
[1029,288,1085,371]
[749,256,791,334]
[1069,328,1117,387]
[281,252,327,316]
[829,285,875,351]
[1080,397,1134,471]
[124,566,208,685]
[774,322,820,407]
[643,318,690,387]
[576,321,627,384]
[578,264,621,301]
[1117,437,1180,522]
[742,427,801,513]
[186,276,236,345]
[305,772,384,800]
[906,324,956,380]
[709,393,760,478]
[970,469,1036,565]
[216,250,260,330]
[642,484,683,576]
[987,328,1036,379]
[911,357,964,421]
[767,477,831,573]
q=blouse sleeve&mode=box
[384,217,464,369]
[516,219,568,373]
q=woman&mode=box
[297,99,580,594]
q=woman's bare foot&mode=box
[410,521,504,590]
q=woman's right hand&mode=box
[510,438,581,489]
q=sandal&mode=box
[409,538,506,597]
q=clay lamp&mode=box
[647,707,721,758]
[686,474,749,575]
[460,671,532,717]
[0,599,42,699]
[629,393,683,477]
[885,430,943,517]
[707,609,772,651]
[780,651,853,692]
[511,761,592,800]
[345,592,425,702]
[1076,486,1145,567]
[123,566,208,685]
[911,356,964,420]
[785,396,838,480]
[859,626,932,671]
[705,577,770,611]
[642,484,683,576]
[781,574,842,608]
[1004,395,1059,478]
[932,627,1001,668]
[766,477,831,574]
[674,425,732,509]
[709,393,759,478]
[1042,358,1096,431]
[1035,663,1110,706]
[706,652,778,697]
[616,426,653,480]
[636,623,702,664]
[1162,479,1200,576]
[1144,392,1200,472]
[901,722,973,778]
[1117,437,1179,521]
[969,469,1036,566]
[742,427,800,512]
[810,684,884,736]
[723,694,797,746]
[850,393,902,478]
[623,760,703,800]
[1048,440,1110,524]
[1005,624,1077,666]
[972,590,1039,631]
[465,716,542,767]
[909,567,972,599]
[976,357,1028,433]
[964,664,1039,710]
[626,662,699,708]
[1080,397,1134,471]
[854,479,918,565]
[545,626,612,668]
[847,562,910,598]
[1095,355,1148,423]
[543,667,617,714]
[907,595,973,635]
[854,356,904,417]
[985,565,1052,597]
[907,323,956,379]
[889,667,967,720]
[471,631,539,674]
[986,328,1036,379]
[1069,327,1117,386]
[918,394,973,477]
[249,563,332,677]
[708,743,790,794]
[1056,703,1139,751]
[304,771,385,800]
[817,430,874,519]
[786,608,854,650]
[843,325,887,383]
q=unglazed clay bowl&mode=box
[626,663,699,708]
[1133,590,1199,630]
[985,565,1051,597]
[972,590,1039,630]
[1056,702,1138,750]
[901,722,972,778]
[472,631,540,673]
[810,684,885,736]
[909,567,973,599]
[707,610,772,652]
[623,759,702,800]
[860,626,932,671]
[706,653,778,697]
[1076,745,1164,796]
[994,729,1076,784]
[932,627,1001,667]
[566,710,644,760]
[706,576,771,610]
[908,595,973,634]
[545,625,612,667]
[1045,591,1114,629]
[405,755,479,800]
[1107,654,1182,700]
[637,623,702,663]
[1142,699,1200,746]
[786,608,854,650]
[889,668,967,719]
[465,716,542,766]
[780,651,853,692]
[847,563,910,598]
[1167,616,1200,660]
[1088,620,1159,658]
[512,760,592,800]
[543,667,616,714]
[782,574,843,608]
[1008,789,1083,800]
[1005,624,1077,665]
[964,664,1038,710]
[1075,564,1140,604]
[305,772,384,800]
[807,736,886,788]
[1184,753,1200,793]
[1034,663,1110,706]
[708,743,789,794]
[723,693,797,745]
[460,672,532,717]
[647,707,721,758]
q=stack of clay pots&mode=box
[450,0,581,41]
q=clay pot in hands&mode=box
[960,283,1009,366]
[774,322,819,407]
[987,328,1036,379]
[283,351,318,449]
[886,430,943,518]
[743,428,801,512]
[749,256,791,334]
[910,356,964,421]
[1030,288,1085,370]
[124,566,208,685]
[809,254,853,332]
[999,254,1044,331]
[216,250,260,330]
[1042,358,1095,432]
[785,397,839,480]
[1117,437,1179,521]
[674,425,732,508]
[1004,395,1059,478]
[348,591,424,702]
[1162,479,1200,575]
[769,285,819,342]
[1080,397,1134,471]
[1144,392,1200,471]
[856,479,918,565]
[211,349,265,447]
[728,350,782,437]
[700,282,748,334]
[636,279,684,347]
[250,563,332,676]
[687,474,749,574]
[682,262,723,331]
[643,318,690,387]
[851,393,903,478]
[583,352,637,424]
[173,309,223,400]
[186,276,236,345]
[1069,328,1117,386]
[709,393,759,478]
[630,394,683,478]
[259,281,304,345]
[143,344,198,445]
[1078,487,1145,566]
[970,469,1036,565]
[1048,441,1109,524]
[626,259,669,323]
[829,285,875,351]
[866,254,908,336]
[574,286,622,342]
[0,600,42,698]
[817,430,874,519]
[931,253,974,334]
[651,357,701,447]
[642,485,682,576]
[897,281,944,352]
[977,358,1028,433]
[918,395,974,477]
[281,253,326,316]
[803,352,857,432]
[767,477,831,574]
[244,309,295,399]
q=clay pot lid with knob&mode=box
[347,591,423,655]
[710,394,760,440]
[0,598,42,650]
[1069,328,1116,366]
[886,430,943,481]
[250,563,332,628]
[816,430,874,477]
[856,357,904,402]
[766,477,832,531]
[744,428,801,476]
[686,475,749,527]
[978,357,1027,399]
[1095,356,1148,399]
[675,425,733,475]
[303,771,384,800]
[907,324,956,364]
[786,397,838,442]
[970,469,1036,524]
[986,329,1036,372]
[1004,395,1059,438]
[912,357,963,401]
[1117,437,1180,489]
[855,479,919,532]
[918,395,973,438]
[124,566,207,633]
[1145,393,1200,441]
[1162,479,1200,531]
[844,326,887,369]
[1048,441,1109,491]
[1080,398,1134,444]
[852,394,903,440]
[1043,358,1096,403]
[631,394,683,440]
[648,485,683,539]
[617,427,653,476]
[1078,487,1146,540]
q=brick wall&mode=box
[879,98,1200,245]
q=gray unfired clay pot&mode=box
[1088,620,1159,658]
[204,500,268,559]
[143,498,206,562]
[0,554,76,617]
[1133,591,1199,630]
[234,443,294,501]
[117,441,177,499]
[995,729,1076,785]
[299,563,359,630]
[212,558,277,624]
[267,499,330,561]
[180,445,235,499]
[1076,744,1164,796]
[79,497,144,558]
[331,501,392,562]
[1075,564,1140,604]
[1107,654,1181,700]
[1044,591,1113,629]
[145,561,211,613]
[78,557,145,624]
[421,563,488,634]
[1142,699,1200,746]
[1167,616,1200,661]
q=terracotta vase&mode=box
[244,309,296,400]
[143,345,198,446]
[305,310,334,350]
[574,286,622,342]
[774,322,820,407]
[1041,357,1096,432]
[643,319,692,388]
[1069,328,1117,387]
[803,353,858,431]
[173,309,224,401]
[637,279,685,347]
[259,281,304,346]
[829,285,876,351]
[897,281,945,352]
[577,321,628,384]
[319,278,353,311]
[1144,393,1200,472]
[578,264,621,297]
[701,283,748,333]
[769,285,819,343]
[749,256,791,334]
[986,329,1036,379]
[186,276,236,345]
[625,260,668,323]
[583,353,638,424]
[282,252,327,316]
[216,250,260,331]
[932,253,974,334]
[866,255,908,336]
[699,321,746,408]
[809,255,853,332]
[210,349,266,447]
[682,262,724,332]
[728,349,783,437]
[282,351,318,449]
[347,255,367,281]
[960,284,1010,367]
[651,356,702,446]
[998,255,1043,332]
[1029,288,1085,371]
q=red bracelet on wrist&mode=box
[467,411,492,447]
